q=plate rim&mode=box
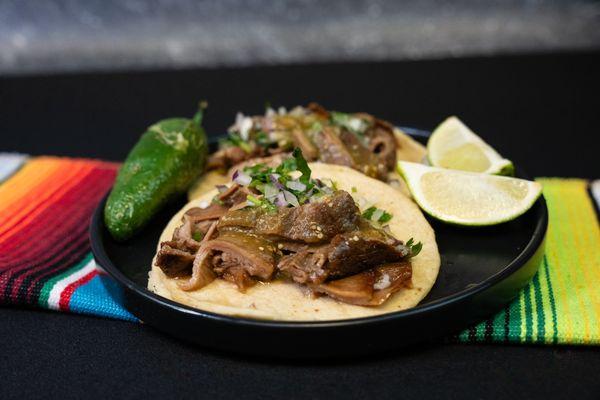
[90,128,548,329]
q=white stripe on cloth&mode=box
[591,180,600,212]
[0,153,28,183]
[47,259,97,310]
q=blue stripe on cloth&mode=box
[69,271,137,322]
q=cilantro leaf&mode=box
[292,148,311,185]
[362,206,376,220]
[362,206,393,223]
[192,231,203,241]
[406,238,423,257]
[222,132,252,153]
[379,211,392,223]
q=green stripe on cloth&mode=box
[459,179,600,344]
[38,253,93,307]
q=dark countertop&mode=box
[1,52,599,399]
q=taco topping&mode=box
[156,149,421,306]
[207,103,398,181]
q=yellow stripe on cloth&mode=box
[542,179,600,344]
[459,178,600,345]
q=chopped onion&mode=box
[269,174,285,190]
[275,192,287,207]
[198,200,209,209]
[262,117,274,131]
[288,170,302,180]
[233,170,252,186]
[263,183,279,200]
[348,117,366,133]
[395,243,410,257]
[371,208,384,222]
[216,185,228,193]
[265,107,276,117]
[278,106,287,115]
[373,274,391,290]
[352,194,372,210]
[239,117,253,141]
[289,106,305,116]
[286,180,306,191]
[283,190,300,207]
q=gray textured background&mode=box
[1,0,599,75]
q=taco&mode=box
[149,150,439,321]
[188,104,425,201]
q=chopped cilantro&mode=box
[241,147,334,209]
[255,130,272,148]
[406,238,423,257]
[247,194,276,212]
[351,187,357,193]
[292,148,311,185]
[221,132,252,153]
[330,111,369,143]
[379,212,392,223]
[310,121,323,133]
[192,231,203,241]
[362,206,392,223]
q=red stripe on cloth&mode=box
[0,168,109,291]
[0,161,117,305]
[0,157,116,240]
[0,166,114,265]
[17,168,115,303]
[0,167,95,263]
[58,269,99,311]
[5,233,88,303]
[0,162,89,242]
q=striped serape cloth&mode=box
[1,154,599,343]
[0,154,135,321]
[457,179,600,344]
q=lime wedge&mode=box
[428,116,514,175]
[397,161,542,226]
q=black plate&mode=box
[90,129,548,358]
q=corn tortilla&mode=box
[151,163,439,321]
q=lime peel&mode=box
[397,161,542,226]
[427,116,514,176]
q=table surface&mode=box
[1,52,599,399]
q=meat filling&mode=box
[218,191,360,243]
[207,103,398,181]
[155,187,414,306]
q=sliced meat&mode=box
[306,102,330,118]
[185,203,228,223]
[177,221,219,291]
[172,217,194,242]
[290,128,319,160]
[207,146,249,170]
[312,126,354,167]
[310,262,412,306]
[217,183,255,208]
[277,244,330,284]
[218,191,360,243]
[172,204,228,243]
[338,129,388,180]
[155,239,201,278]
[227,154,288,177]
[278,227,408,284]
[177,245,216,291]
[207,231,277,290]
[367,125,397,171]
